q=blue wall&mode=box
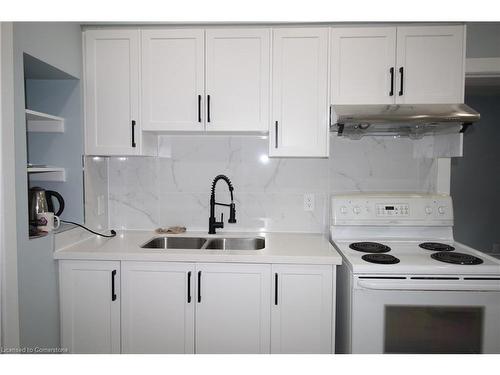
[26,79,84,222]
[466,23,500,58]
[451,93,500,252]
[13,22,83,349]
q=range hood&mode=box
[330,103,480,140]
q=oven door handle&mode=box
[357,279,500,292]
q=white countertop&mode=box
[54,230,342,265]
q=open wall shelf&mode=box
[26,109,65,133]
[27,166,66,182]
[25,109,66,182]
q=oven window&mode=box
[384,306,484,354]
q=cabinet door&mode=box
[195,263,271,353]
[396,25,465,104]
[270,28,329,157]
[271,265,333,354]
[59,261,120,353]
[331,27,397,104]
[121,262,195,353]
[205,28,270,132]
[141,29,205,131]
[84,29,140,155]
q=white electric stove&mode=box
[331,193,500,354]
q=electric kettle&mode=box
[29,187,65,223]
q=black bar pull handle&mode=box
[187,271,192,303]
[275,121,279,148]
[274,273,278,305]
[389,67,394,96]
[198,95,202,123]
[131,120,136,148]
[111,270,117,301]
[207,95,211,123]
[197,271,202,303]
[398,67,404,96]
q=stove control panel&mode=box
[376,203,409,216]
[332,194,453,226]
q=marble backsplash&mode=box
[330,136,437,194]
[84,155,109,230]
[85,134,439,233]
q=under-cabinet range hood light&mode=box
[330,103,480,140]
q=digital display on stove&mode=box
[376,203,409,216]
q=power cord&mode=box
[61,220,117,238]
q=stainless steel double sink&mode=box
[140,236,265,251]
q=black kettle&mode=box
[29,187,65,223]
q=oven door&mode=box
[351,276,500,354]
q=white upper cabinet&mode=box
[271,265,333,354]
[121,262,195,354]
[59,261,121,354]
[84,29,141,155]
[141,28,270,133]
[205,28,270,132]
[330,25,465,105]
[270,28,329,157]
[331,27,397,104]
[195,263,271,354]
[395,25,465,104]
[83,24,465,156]
[141,29,205,131]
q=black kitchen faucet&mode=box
[208,175,236,234]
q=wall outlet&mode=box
[303,193,315,212]
[97,195,105,216]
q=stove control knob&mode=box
[425,206,433,215]
[340,206,348,214]
[438,206,446,214]
[353,206,361,215]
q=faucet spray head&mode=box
[229,203,237,223]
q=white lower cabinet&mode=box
[60,260,334,353]
[59,261,121,353]
[271,265,334,353]
[195,263,271,353]
[121,262,195,354]
[121,262,270,354]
